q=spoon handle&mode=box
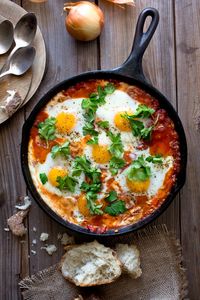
[0,70,11,78]
[0,45,19,75]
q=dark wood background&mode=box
[0,0,199,299]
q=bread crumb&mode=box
[60,233,74,245]
[15,196,31,210]
[40,232,49,241]
[32,239,37,245]
[4,227,10,232]
[7,210,29,237]
[57,233,62,240]
[33,227,37,232]
[31,250,37,255]
[41,244,57,255]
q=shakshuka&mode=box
[28,80,180,232]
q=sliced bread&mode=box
[60,240,122,286]
[115,243,142,279]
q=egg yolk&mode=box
[78,194,90,217]
[48,167,68,187]
[114,111,132,131]
[56,112,76,134]
[92,144,111,164]
[126,177,150,193]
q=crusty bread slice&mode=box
[60,240,122,286]
[115,243,142,279]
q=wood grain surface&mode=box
[0,0,199,299]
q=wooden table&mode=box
[0,0,199,299]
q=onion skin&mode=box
[65,2,104,42]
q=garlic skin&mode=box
[65,2,104,42]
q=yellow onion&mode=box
[64,1,104,42]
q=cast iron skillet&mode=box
[21,8,187,237]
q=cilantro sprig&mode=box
[122,104,155,140]
[51,141,70,159]
[104,190,126,216]
[38,117,56,142]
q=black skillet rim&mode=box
[21,70,187,237]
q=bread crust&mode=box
[60,241,122,287]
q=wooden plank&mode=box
[21,0,98,274]
[175,0,200,297]
[0,2,29,300]
[0,111,28,300]
[98,0,179,233]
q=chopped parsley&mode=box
[122,104,155,140]
[81,83,115,137]
[73,156,103,215]
[105,190,118,202]
[127,155,163,182]
[38,117,56,142]
[131,104,155,118]
[107,132,124,158]
[107,131,125,174]
[146,154,163,164]
[83,122,99,137]
[104,191,126,216]
[127,156,151,181]
[109,157,126,175]
[51,141,70,159]
[56,175,77,192]
[39,173,48,184]
[86,136,99,145]
[97,120,109,129]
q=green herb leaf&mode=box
[38,117,56,141]
[56,175,77,192]
[105,190,118,203]
[97,120,109,129]
[51,141,70,159]
[81,182,101,193]
[127,156,151,181]
[86,191,103,215]
[105,200,126,216]
[81,83,115,138]
[72,155,91,176]
[87,136,99,145]
[104,82,116,94]
[140,126,153,140]
[83,122,99,137]
[107,132,124,158]
[146,154,163,164]
[132,104,155,119]
[39,173,48,184]
[109,157,126,175]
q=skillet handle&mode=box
[112,7,159,82]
